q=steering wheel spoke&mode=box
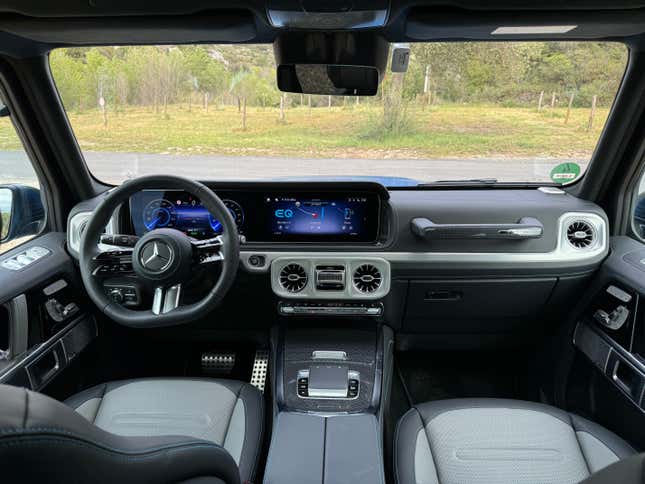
[152,284,182,315]
[191,236,224,265]
[91,247,134,277]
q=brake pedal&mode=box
[201,352,236,375]
[250,349,269,393]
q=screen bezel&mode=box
[128,188,382,244]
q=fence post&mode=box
[588,95,597,130]
[308,95,312,114]
[242,96,247,130]
[423,65,430,110]
[565,92,575,124]
[423,65,430,94]
[538,91,544,111]
[551,92,556,109]
[279,94,285,122]
[328,95,332,109]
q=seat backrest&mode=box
[0,384,241,484]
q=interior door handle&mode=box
[410,217,543,240]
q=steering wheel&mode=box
[79,175,240,327]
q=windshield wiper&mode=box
[422,178,499,185]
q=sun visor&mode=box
[406,8,645,41]
[0,11,257,46]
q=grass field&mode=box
[0,102,607,160]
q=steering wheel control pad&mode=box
[132,228,193,284]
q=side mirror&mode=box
[0,184,45,244]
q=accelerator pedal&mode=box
[250,349,269,393]
[201,352,236,375]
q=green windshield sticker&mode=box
[550,163,581,184]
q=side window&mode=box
[0,98,46,255]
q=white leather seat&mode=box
[395,399,635,484]
[65,378,264,483]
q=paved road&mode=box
[0,150,588,186]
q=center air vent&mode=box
[353,264,382,293]
[566,220,595,249]
[279,263,308,293]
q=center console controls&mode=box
[279,328,383,413]
[297,366,361,399]
[278,301,383,316]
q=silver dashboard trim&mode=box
[241,212,608,272]
[67,210,119,255]
[67,210,607,270]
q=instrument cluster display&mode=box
[131,191,244,240]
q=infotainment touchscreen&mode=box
[266,195,377,241]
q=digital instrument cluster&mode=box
[131,191,244,240]
[129,188,380,243]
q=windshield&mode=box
[49,42,627,187]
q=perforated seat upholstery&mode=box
[0,379,263,484]
[65,378,264,483]
[395,399,635,484]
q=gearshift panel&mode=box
[297,366,360,399]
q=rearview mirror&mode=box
[274,32,389,96]
[277,64,379,96]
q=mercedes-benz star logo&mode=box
[140,241,173,272]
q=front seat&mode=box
[395,398,635,484]
[0,378,263,484]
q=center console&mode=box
[264,326,392,484]
[277,328,383,413]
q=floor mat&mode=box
[396,350,524,405]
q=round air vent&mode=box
[279,263,308,293]
[566,220,595,249]
[353,264,382,293]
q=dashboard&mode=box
[129,188,382,243]
[66,181,611,339]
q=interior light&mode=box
[491,25,577,35]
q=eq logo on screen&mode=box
[274,209,294,218]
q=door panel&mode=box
[570,236,645,449]
[0,232,96,391]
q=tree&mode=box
[182,46,229,109]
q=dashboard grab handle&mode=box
[410,217,544,240]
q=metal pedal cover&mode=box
[201,352,236,374]
[250,349,269,393]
